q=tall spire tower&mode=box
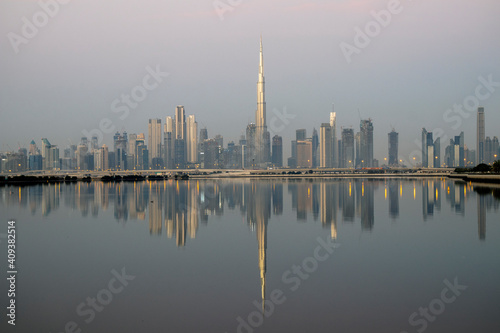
[255,36,270,165]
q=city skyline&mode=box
[1,1,500,161]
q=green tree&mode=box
[493,160,500,174]
[472,163,492,173]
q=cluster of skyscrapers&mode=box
[421,107,499,168]
[1,40,499,173]
[286,114,376,169]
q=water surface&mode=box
[0,178,499,333]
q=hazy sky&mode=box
[1,0,500,162]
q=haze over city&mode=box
[1,0,500,161]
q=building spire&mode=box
[259,36,264,78]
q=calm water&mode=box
[0,178,499,333]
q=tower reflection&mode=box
[1,177,499,307]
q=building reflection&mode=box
[474,186,500,241]
[388,179,399,219]
[2,177,500,310]
[1,178,498,249]
[246,182,271,310]
[320,182,338,239]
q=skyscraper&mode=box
[148,119,162,167]
[422,128,439,168]
[186,115,198,164]
[421,128,428,167]
[320,123,333,167]
[175,106,186,140]
[312,128,318,168]
[330,110,337,167]
[29,140,37,155]
[254,37,270,165]
[359,119,374,168]
[174,106,187,168]
[492,136,499,162]
[296,140,313,168]
[296,129,307,141]
[198,128,208,167]
[246,123,256,168]
[477,107,485,164]
[164,116,174,169]
[271,135,283,167]
[434,137,441,168]
[388,130,398,166]
[341,128,355,168]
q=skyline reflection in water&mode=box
[0,178,499,332]
[1,178,498,242]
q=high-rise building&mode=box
[198,128,208,167]
[186,115,198,164]
[477,107,485,164]
[29,154,43,171]
[341,128,355,168]
[113,131,128,170]
[422,128,439,168]
[94,145,108,171]
[359,119,374,168]
[101,144,109,170]
[296,140,313,168]
[136,133,148,170]
[90,136,98,152]
[246,124,256,168]
[49,146,59,170]
[76,144,88,170]
[199,128,208,142]
[174,139,185,169]
[254,37,270,165]
[312,128,319,168]
[175,106,186,140]
[163,116,174,169]
[452,132,464,167]
[148,119,162,167]
[434,137,441,168]
[288,140,297,168]
[330,110,337,168]
[485,136,492,164]
[271,135,283,167]
[203,139,220,169]
[41,138,51,159]
[421,128,428,167]
[388,130,398,166]
[296,129,307,141]
[492,136,499,162]
[319,123,333,168]
[80,137,88,149]
[29,140,38,155]
[128,134,137,157]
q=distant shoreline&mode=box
[1,170,499,185]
